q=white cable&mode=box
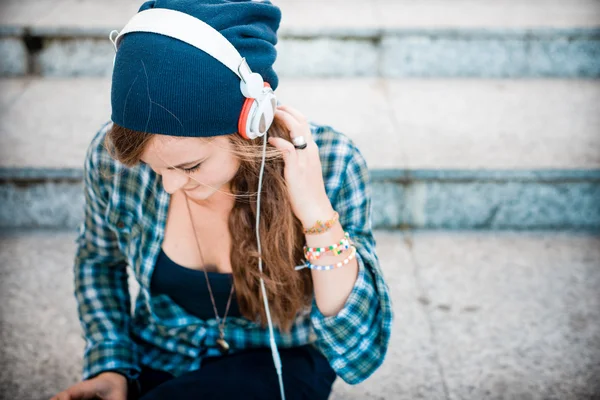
[255,130,286,400]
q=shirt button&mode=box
[117,221,126,229]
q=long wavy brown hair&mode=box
[104,117,313,333]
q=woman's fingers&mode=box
[277,104,307,124]
[268,136,297,165]
[50,375,124,400]
[52,380,99,400]
[276,105,313,142]
[274,108,301,133]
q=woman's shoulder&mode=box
[310,121,358,155]
[83,121,154,207]
[309,121,370,187]
[85,121,120,175]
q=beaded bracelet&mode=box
[305,243,351,262]
[303,211,339,235]
[303,231,351,261]
[295,245,357,271]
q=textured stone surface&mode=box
[1,230,599,399]
[0,77,406,169]
[2,174,600,231]
[28,37,380,78]
[0,77,30,109]
[10,31,600,78]
[31,37,380,78]
[0,38,27,76]
[275,78,404,169]
[411,232,600,399]
[0,0,61,28]
[35,38,115,76]
[382,33,600,78]
[331,231,446,399]
[411,181,600,230]
[370,181,407,229]
[3,77,599,170]
[386,79,600,169]
[0,230,84,400]
[1,0,599,33]
[0,77,111,169]
[274,38,378,77]
[2,1,600,77]
[0,181,84,229]
[374,177,600,230]
[373,0,600,29]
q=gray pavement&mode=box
[1,230,599,399]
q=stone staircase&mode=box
[1,0,599,231]
[0,1,599,399]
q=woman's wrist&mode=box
[299,201,336,231]
[95,370,140,400]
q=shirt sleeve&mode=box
[310,137,394,385]
[73,125,141,381]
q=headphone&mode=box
[109,8,278,141]
[109,7,286,400]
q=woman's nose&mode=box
[161,169,189,194]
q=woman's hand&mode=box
[267,104,335,228]
[50,371,128,400]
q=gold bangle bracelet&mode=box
[303,211,339,235]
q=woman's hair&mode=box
[104,118,313,333]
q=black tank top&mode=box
[150,248,242,320]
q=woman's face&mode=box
[139,134,240,203]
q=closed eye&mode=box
[183,163,202,174]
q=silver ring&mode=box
[292,136,307,150]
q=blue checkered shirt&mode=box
[74,120,393,385]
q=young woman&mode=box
[52,0,392,399]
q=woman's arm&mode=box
[308,135,394,385]
[305,213,359,318]
[74,123,141,381]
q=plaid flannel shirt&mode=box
[74,120,393,385]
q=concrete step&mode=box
[1,229,599,399]
[1,76,599,230]
[2,77,599,170]
[1,0,599,78]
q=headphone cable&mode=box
[255,129,286,400]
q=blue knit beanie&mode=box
[110,0,281,137]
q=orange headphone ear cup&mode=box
[237,82,273,140]
[238,97,255,139]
